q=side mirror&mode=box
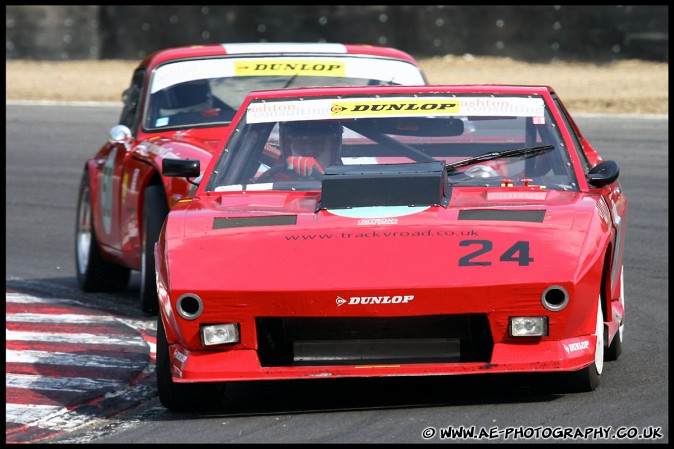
[586,160,619,187]
[163,158,200,178]
[108,124,133,146]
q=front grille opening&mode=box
[256,315,493,367]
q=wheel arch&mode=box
[141,170,168,217]
[598,240,624,354]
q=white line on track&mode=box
[5,292,91,304]
[6,329,148,346]
[6,373,126,392]
[7,403,75,425]
[6,349,148,369]
[116,317,158,332]
[7,313,118,323]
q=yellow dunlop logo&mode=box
[235,60,346,76]
[330,100,459,116]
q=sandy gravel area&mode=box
[5,56,668,115]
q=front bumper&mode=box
[169,328,597,383]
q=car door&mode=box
[94,69,145,254]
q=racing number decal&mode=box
[459,240,492,266]
[499,241,534,265]
[459,240,533,266]
[100,147,117,235]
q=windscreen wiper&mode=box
[282,74,299,89]
[445,145,555,172]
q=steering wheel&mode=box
[464,164,502,178]
[254,164,288,183]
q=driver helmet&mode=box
[158,79,212,115]
[279,120,343,169]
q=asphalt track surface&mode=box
[5,103,669,444]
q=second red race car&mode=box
[74,42,427,313]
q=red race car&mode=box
[155,84,627,411]
[74,43,427,313]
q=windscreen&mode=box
[143,56,426,131]
[205,93,579,193]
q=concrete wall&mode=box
[5,5,668,62]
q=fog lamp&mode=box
[201,323,240,346]
[509,316,548,337]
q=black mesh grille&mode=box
[256,314,493,367]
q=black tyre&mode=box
[565,298,604,392]
[156,313,226,412]
[604,321,623,361]
[75,170,130,291]
[139,185,169,314]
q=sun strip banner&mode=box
[246,96,545,123]
[154,59,350,93]
[151,58,424,93]
[222,42,348,54]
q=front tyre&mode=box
[75,170,130,291]
[139,185,168,314]
[156,313,226,411]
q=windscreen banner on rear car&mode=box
[245,96,546,123]
[151,57,425,93]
